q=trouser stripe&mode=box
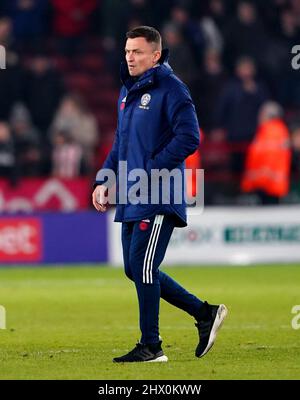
[143,215,160,284]
[147,215,164,284]
[143,215,164,284]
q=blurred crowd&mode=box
[0,0,300,205]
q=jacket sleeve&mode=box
[147,82,200,172]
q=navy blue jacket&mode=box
[95,49,200,227]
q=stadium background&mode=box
[0,0,300,380]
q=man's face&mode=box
[125,37,161,77]
[236,61,255,81]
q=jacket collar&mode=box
[120,48,173,91]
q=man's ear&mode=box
[153,51,161,64]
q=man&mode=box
[92,26,227,363]
[241,101,291,204]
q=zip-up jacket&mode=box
[95,49,200,227]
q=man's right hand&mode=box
[92,185,108,212]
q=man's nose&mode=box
[127,53,134,62]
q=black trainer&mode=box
[113,341,168,363]
[195,302,228,358]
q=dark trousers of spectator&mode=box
[255,190,279,205]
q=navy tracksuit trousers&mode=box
[122,214,203,344]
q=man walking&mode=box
[92,26,227,362]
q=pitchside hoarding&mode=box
[0,178,91,212]
[2,207,300,265]
[0,218,42,262]
[108,207,300,265]
[0,177,108,265]
[0,212,107,264]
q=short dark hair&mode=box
[126,26,162,49]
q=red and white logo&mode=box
[139,219,151,231]
[120,96,126,111]
[0,219,42,262]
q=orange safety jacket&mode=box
[186,147,201,198]
[241,119,291,197]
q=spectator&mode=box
[258,7,298,98]
[126,0,151,25]
[51,0,97,55]
[213,56,269,183]
[23,52,65,137]
[101,0,162,41]
[214,56,269,143]
[223,1,269,70]
[0,17,23,121]
[100,0,129,81]
[51,128,85,178]
[256,0,289,37]
[241,101,291,204]
[0,122,16,183]
[277,7,300,45]
[207,0,229,34]
[276,8,300,108]
[169,5,206,64]
[162,22,197,86]
[50,93,98,173]
[10,102,43,177]
[0,16,12,48]
[3,0,50,53]
[291,0,300,20]
[194,48,227,131]
[200,15,223,53]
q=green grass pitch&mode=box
[0,264,300,380]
